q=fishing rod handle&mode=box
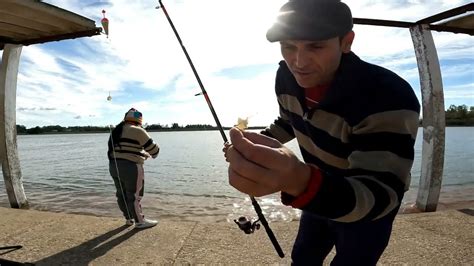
[251,197,285,258]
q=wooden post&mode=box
[410,24,446,212]
[0,44,28,209]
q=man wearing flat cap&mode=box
[225,0,420,264]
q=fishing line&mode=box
[108,123,133,222]
[101,8,133,222]
[156,0,284,258]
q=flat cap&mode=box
[266,0,353,42]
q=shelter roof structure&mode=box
[353,2,474,35]
[352,2,473,213]
[0,0,101,209]
[0,0,102,50]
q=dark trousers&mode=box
[109,160,145,223]
[292,205,400,266]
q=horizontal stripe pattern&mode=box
[296,114,353,159]
[348,151,413,184]
[294,129,349,170]
[264,117,295,144]
[278,94,304,117]
[333,178,375,222]
[352,110,419,139]
[144,139,160,157]
[110,124,159,164]
[307,109,352,143]
[361,176,399,220]
[350,132,415,159]
[267,53,419,222]
[333,175,400,222]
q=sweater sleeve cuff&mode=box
[281,166,323,208]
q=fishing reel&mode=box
[234,216,260,234]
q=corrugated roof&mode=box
[0,0,101,50]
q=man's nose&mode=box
[295,50,309,68]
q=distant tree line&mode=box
[146,123,217,130]
[16,125,111,135]
[444,104,474,126]
[418,104,474,126]
[15,105,473,135]
[15,123,265,135]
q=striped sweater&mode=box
[108,123,160,164]
[262,52,420,222]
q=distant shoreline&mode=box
[15,104,474,135]
[15,125,472,136]
[16,127,268,135]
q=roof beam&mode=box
[353,18,474,36]
[353,18,414,28]
[0,0,102,49]
[0,11,65,32]
[0,0,96,27]
[417,2,474,24]
[0,3,91,31]
[13,28,102,46]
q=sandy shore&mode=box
[0,206,473,265]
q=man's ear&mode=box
[341,31,355,53]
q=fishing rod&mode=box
[156,0,284,258]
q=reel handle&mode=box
[234,216,260,234]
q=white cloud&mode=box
[444,83,474,99]
[7,0,474,127]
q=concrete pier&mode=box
[0,207,472,265]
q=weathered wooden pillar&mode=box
[0,44,28,208]
[410,24,445,212]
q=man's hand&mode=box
[225,127,311,197]
[144,152,151,160]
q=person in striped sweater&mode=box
[225,0,420,264]
[108,108,160,229]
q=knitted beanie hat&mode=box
[266,0,353,42]
[124,108,143,125]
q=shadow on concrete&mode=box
[458,208,474,216]
[0,257,34,265]
[34,225,138,266]
[0,245,23,255]
[0,245,34,265]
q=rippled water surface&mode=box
[0,128,473,222]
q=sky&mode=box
[4,0,474,128]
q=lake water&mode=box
[0,127,473,222]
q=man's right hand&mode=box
[225,127,311,197]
